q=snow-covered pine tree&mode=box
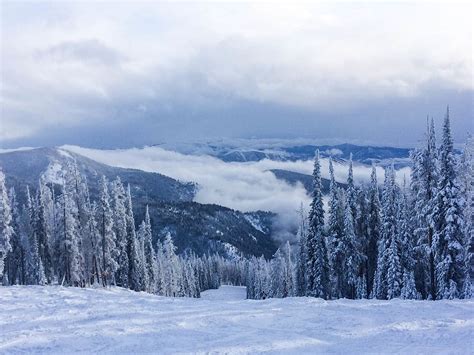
[398,178,419,299]
[295,203,308,296]
[153,239,165,295]
[327,157,346,298]
[374,165,399,299]
[366,165,381,297]
[98,176,118,287]
[36,179,54,283]
[342,191,363,299]
[162,233,181,297]
[124,184,143,291]
[346,154,358,226]
[459,135,473,298]
[0,170,13,284]
[85,200,102,285]
[271,247,285,298]
[256,255,271,299]
[56,180,81,286]
[306,150,330,299]
[411,118,438,299]
[111,178,129,288]
[141,206,156,292]
[433,107,466,299]
[283,241,294,297]
[23,186,46,285]
[4,187,23,284]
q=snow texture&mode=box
[1,285,473,354]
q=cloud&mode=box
[37,39,126,66]
[1,2,472,146]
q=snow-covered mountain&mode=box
[155,138,412,167]
[0,147,277,258]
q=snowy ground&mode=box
[1,286,473,354]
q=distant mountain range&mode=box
[154,139,412,168]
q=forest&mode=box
[0,109,472,301]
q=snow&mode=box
[56,148,73,159]
[1,286,473,354]
[42,162,64,184]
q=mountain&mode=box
[0,148,278,258]
[136,202,276,258]
[269,169,347,195]
[0,147,196,203]
[155,139,412,167]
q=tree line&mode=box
[247,108,472,300]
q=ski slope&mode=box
[1,285,472,354]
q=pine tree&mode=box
[23,186,46,285]
[328,157,345,297]
[306,150,330,299]
[411,118,438,299]
[433,107,466,299]
[125,184,143,291]
[0,170,13,283]
[36,180,54,283]
[374,165,399,299]
[342,192,363,299]
[398,178,419,299]
[460,136,473,298]
[56,180,81,286]
[141,206,156,292]
[366,165,381,297]
[162,233,181,297]
[5,187,23,284]
[111,178,129,288]
[98,176,118,286]
[295,203,308,296]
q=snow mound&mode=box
[1,286,472,354]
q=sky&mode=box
[1,1,473,148]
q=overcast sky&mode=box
[1,1,472,148]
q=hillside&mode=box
[0,148,277,258]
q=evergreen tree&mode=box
[36,180,54,283]
[460,136,473,298]
[0,170,13,283]
[98,176,118,286]
[328,157,345,297]
[295,203,308,296]
[5,187,23,285]
[111,178,129,288]
[342,192,363,299]
[56,181,81,286]
[433,107,466,299]
[125,184,143,291]
[374,165,399,299]
[366,165,381,297]
[141,206,156,292]
[411,118,438,299]
[306,150,330,299]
